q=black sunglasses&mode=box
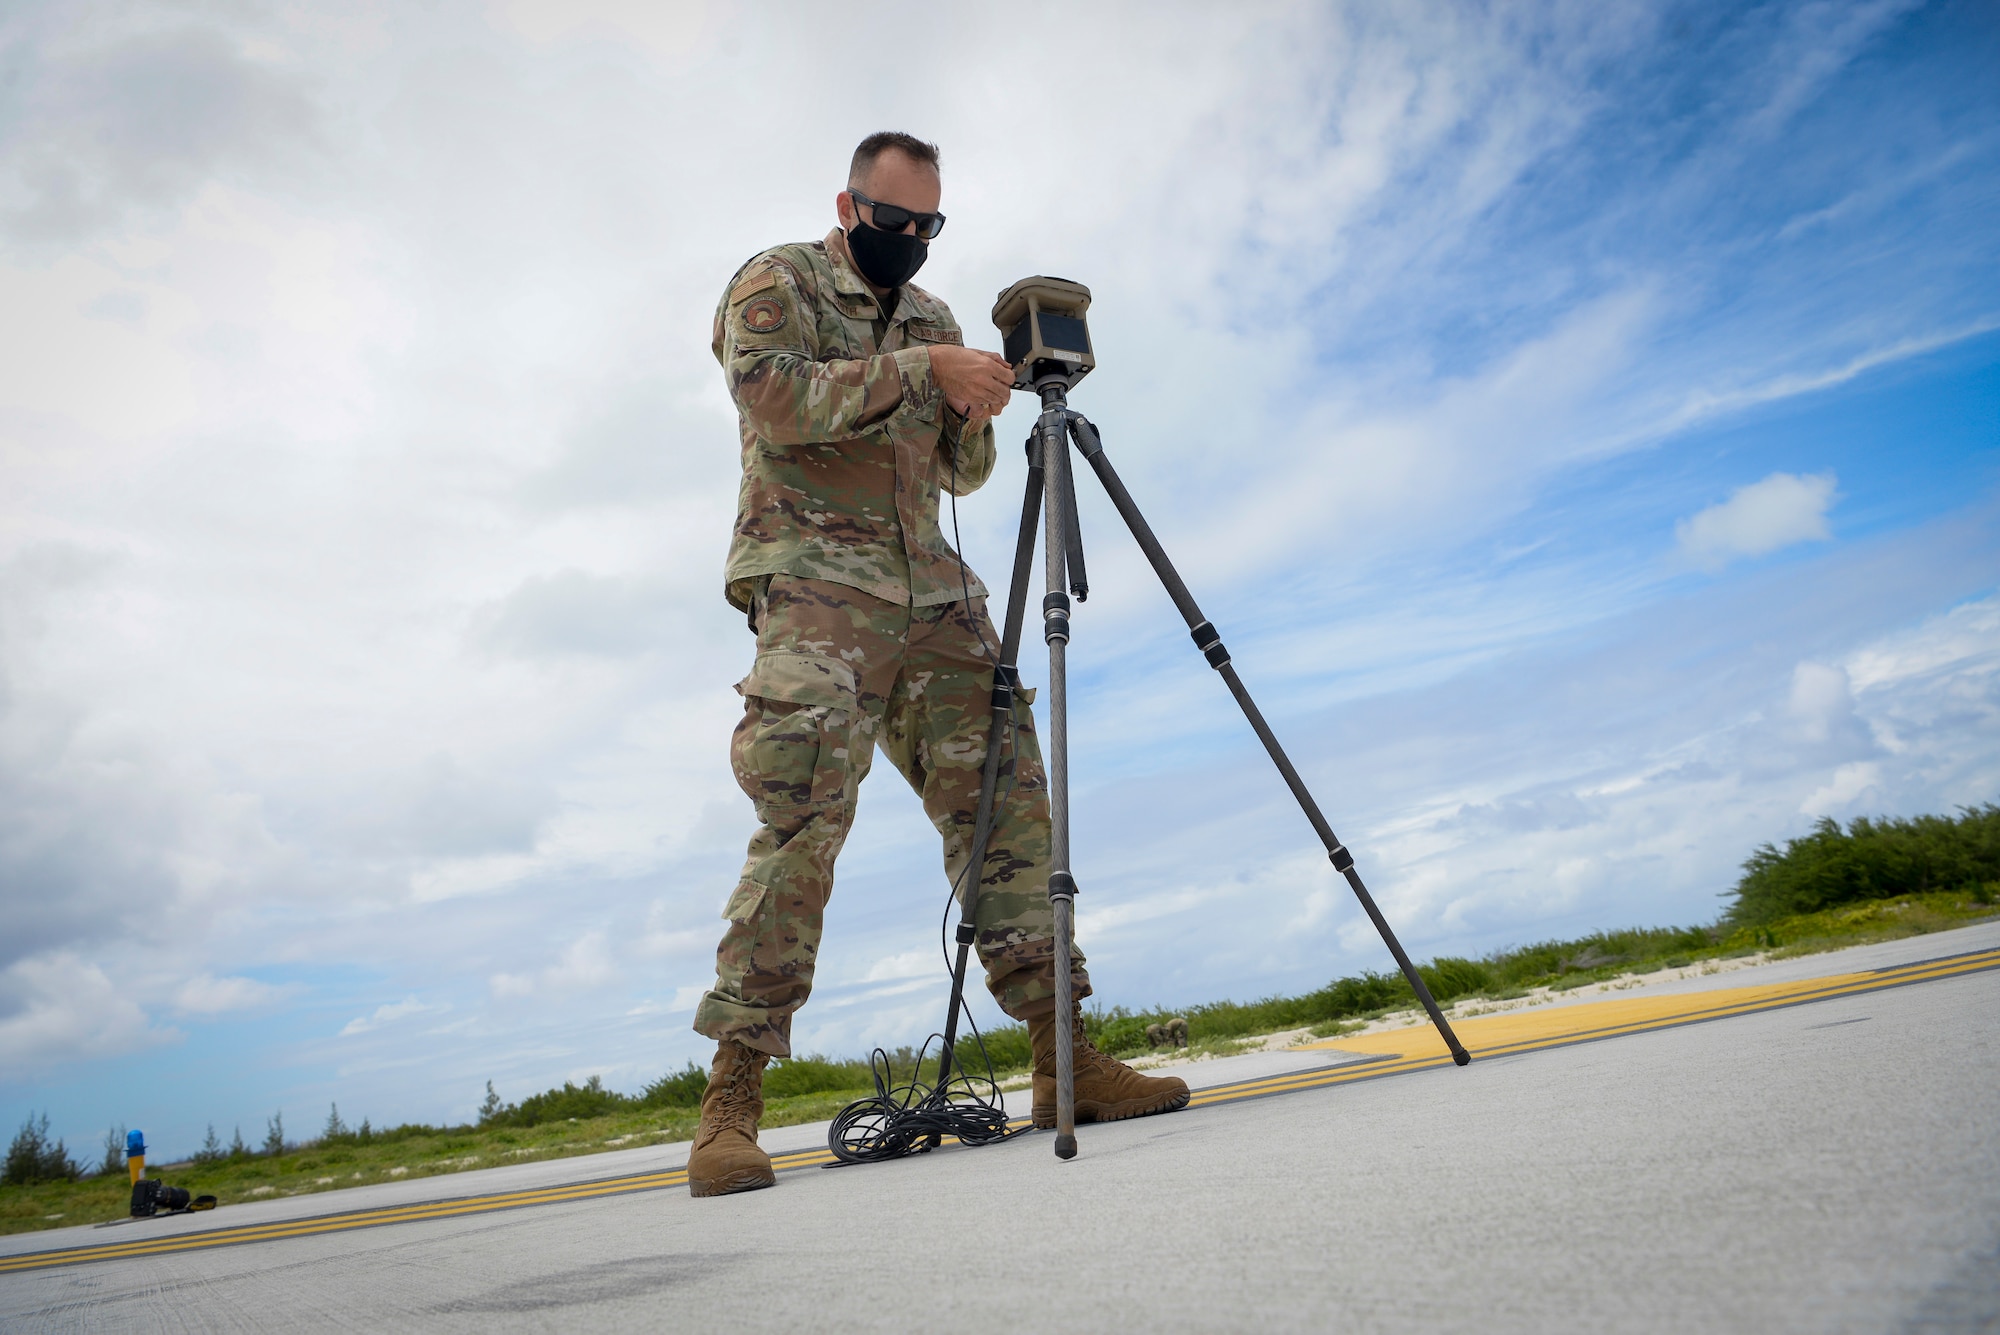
[848,189,947,240]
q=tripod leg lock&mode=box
[955,921,977,945]
[1328,844,1355,873]
[1048,871,1078,902]
[1064,411,1102,459]
[1189,620,1231,669]
[1043,591,1071,644]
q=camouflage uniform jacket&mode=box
[713,228,998,613]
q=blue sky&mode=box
[2,0,1996,1161]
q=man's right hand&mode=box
[931,345,1015,418]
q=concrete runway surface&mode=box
[4,922,1997,1333]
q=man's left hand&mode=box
[934,346,1014,419]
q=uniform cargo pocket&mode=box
[737,649,857,710]
[732,651,857,810]
[722,880,769,925]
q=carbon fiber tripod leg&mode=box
[1064,411,1471,1067]
[1036,384,1080,1159]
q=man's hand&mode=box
[958,405,994,439]
[931,345,1014,418]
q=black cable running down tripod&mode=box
[826,427,1050,1165]
[933,430,1048,1083]
[1061,408,1471,1067]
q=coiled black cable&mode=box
[828,1029,1018,1163]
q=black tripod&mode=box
[926,373,1472,1162]
[828,369,1472,1159]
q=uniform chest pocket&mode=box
[820,298,881,361]
[817,322,868,361]
[732,651,859,810]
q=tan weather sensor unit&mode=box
[992,276,1094,390]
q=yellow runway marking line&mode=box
[1190,944,2000,1108]
[7,945,1995,1275]
[0,1147,826,1275]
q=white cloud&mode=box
[0,954,180,1071]
[606,981,704,1020]
[634,920,706,960]
[1800,762,1884,816]
[490,931,619,999]
[1786,662,1855,743]
[1846,594,2000,692]
[860,950,934,984]
[1662,319,2000,434]
[338,996,444,1037]
[1676,472,1838,569]
[174,974,291,1016]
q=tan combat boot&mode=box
[686,1039,776,1198]
[1029,1005,1190,1128]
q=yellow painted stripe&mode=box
[6,944,1994,1275]
[1190,945,2000,1107]
[0,1147,824,1274]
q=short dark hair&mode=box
[849,131,941,187]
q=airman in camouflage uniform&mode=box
[688,133,1186,1198]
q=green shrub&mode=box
[319,1115,441,1147]
[492,1075,626,1128]
[640,1062,708,1109]
[191,1124,225,1165]
[1312,971,1414,1017]
[1726,805,2000,925]
[762,1057,871,1100]
[1090,1011,1156,1056]
[955,1022,1031,1076]
[3,1114,79,1187]
[97,1125,125,1178]
[1419,956,1495,1001]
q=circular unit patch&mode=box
[741,297,786,335]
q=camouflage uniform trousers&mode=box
[693,575,1090,1058]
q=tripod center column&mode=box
[1035,378,1080,1158]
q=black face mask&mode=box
[845,214,929,290]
